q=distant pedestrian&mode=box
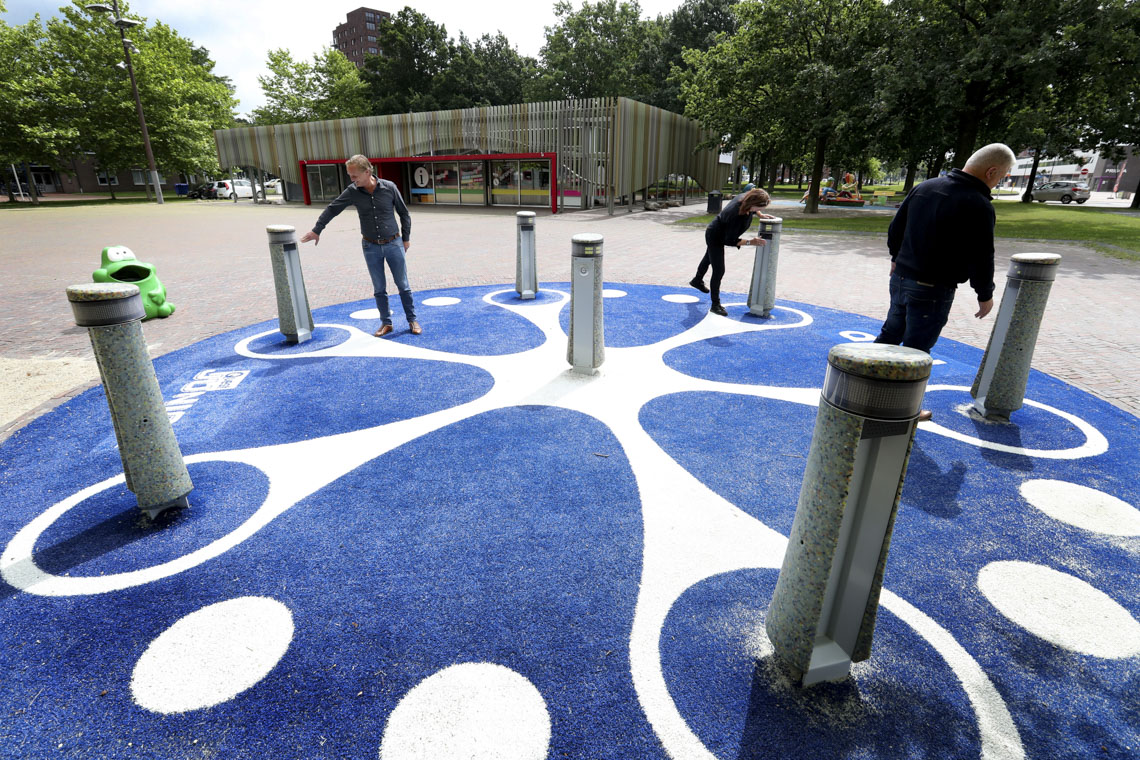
[874,142,1016,418]
[690,187,773,315]
[300,154,420,337]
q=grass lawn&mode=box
[680,201,1140,258]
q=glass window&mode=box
[369,47,377,54]
[96,171,119,186]
[368,35,376,41]
[519,160,550,207]
[491,161,519,206]
[365,11,374,19]
[434,162,459,204]
[366,21,375,30]
[132,169,145,185]
[408,162,435,204]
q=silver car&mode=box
[1032,181,1090,204]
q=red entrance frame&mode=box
[298,152,559,213]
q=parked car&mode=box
[212,179,261,199]
[187,183,216,200]
[264,178,281,193]
[1032,181,1090,204]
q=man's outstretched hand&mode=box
[975,299,994,318]
[300,231,319,245]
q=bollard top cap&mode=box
[516,211,536,219]
[757,215,783,225]
[1010,252,1061,266]
[266,224,296,233]
[828,343,932,382]
[66,282,140,302]
[572,233,604,244]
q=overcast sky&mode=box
[5,0,687,118]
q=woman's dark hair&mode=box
[739,187,770,212]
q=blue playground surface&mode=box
[1,283,1137,759]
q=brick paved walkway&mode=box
[2,198,1136,434]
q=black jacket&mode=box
[706,197,754,247]
[888,169,995,301]
[313,178,411,242]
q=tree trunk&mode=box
[903,161,917,194]
[805,134,828,215]
[1021,150,1042,202]
[926,152,946,180]
[767,158,778,192]
[108,171,117,200]
[952,85,986,168]
[25,164,39,206]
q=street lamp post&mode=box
[86,1,163,204]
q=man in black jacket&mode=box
[301,154,419,337]
[874,143,1016,353]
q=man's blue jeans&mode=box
[874,272,955,353]
[362,239,416,325]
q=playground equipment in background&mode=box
[801,173,867,207]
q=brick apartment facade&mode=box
[332,7,390,68]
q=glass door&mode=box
[434,162,459,204]
[491,161,520,205]
[459,161,485,204]
[409,162,435,204]
[520,160,550,206]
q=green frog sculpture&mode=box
[92,245,175,319]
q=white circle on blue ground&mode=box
[839,330,875,341]
[602,289,627,298]
[1020,480,1140,536]
[422,296,460,306]
[350,308,381,320]
[379,662,551,759]
[662,294,699,303]
[131,597,294,714]
[977,561,1140,659]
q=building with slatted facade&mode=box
[212,97,733,214]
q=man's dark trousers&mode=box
[874,271,956,353]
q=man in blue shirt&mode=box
[301,154,419,337]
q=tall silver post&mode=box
[567,233,605,374]
[67,283,192,519]
[766,343,931,686]
[747,215,784,317]
[266,225,314,343]
[516,211,538,299]
[971,253,1062,420]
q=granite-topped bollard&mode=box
[516,211,538,300]
[266,224,314,344]
[971,253,1062,420]
[67,283,192,519]
[567,233,605,374]
[766,343,931,686]
[747,215,783,318]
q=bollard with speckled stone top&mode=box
[971,253,1061,420]
[766,343,931,686]
[567,233,605,374]
[67,283,192,519]
[266,224,314,344]
[747,215,783,317]
[516,211,538,300]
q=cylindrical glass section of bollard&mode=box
[747,216,783,317]
[971,252,1061,419]
[567,233,605,373]
[516,211,538,300]
[266,224,314,344]
[67,283,192,516]
[766,343,931,686]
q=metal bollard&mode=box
[266,224,314,343]
[766,343,931,686]
[67,283,193,519]
[747,215,784,317]
[567,233,605,374]
[971,253,1062,420]
[516,211,538,299]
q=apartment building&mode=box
[332,7,390,68]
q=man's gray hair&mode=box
[345,154,373,172]
[965,143,1016,172]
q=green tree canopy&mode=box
[252,47,369,124]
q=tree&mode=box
[535,0,653,100]
[636,0,740,112]
[0,14,80,203]
[252,47,368,125]
[680,0,886,212]
[360,8,452,114]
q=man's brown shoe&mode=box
[409,321,423,335]
[374,324,394,337]
[917,409,933,422]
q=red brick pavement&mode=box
[2,198,1137,428]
